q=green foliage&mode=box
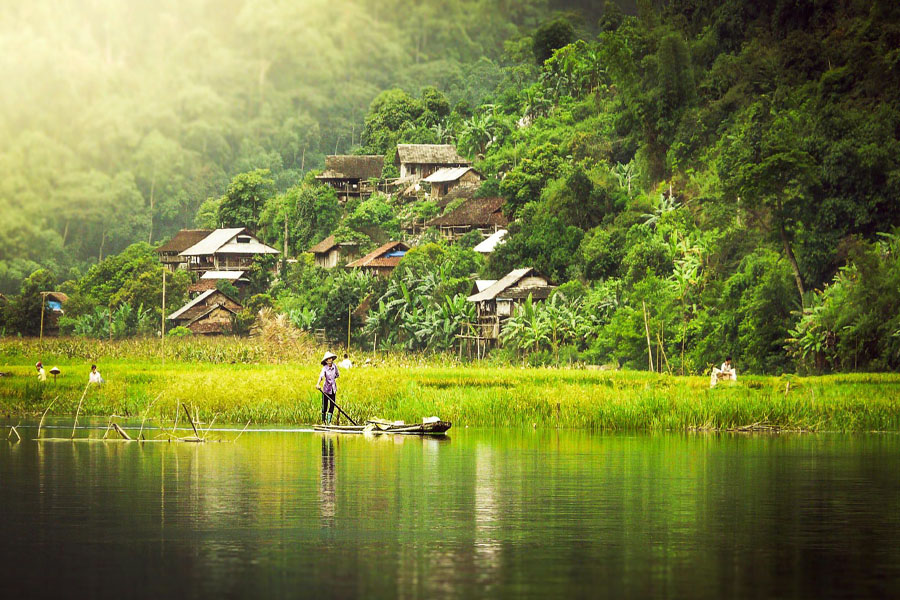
[0,269,56,335]
[259,183,340,255]
[490,202,583,283]
[216,170,276,229]
[346,195,400,241]
[216,279,239,299]
[167,326,193,337]
[788,235,900,372]
[533,17,575,64]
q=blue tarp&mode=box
[384,250,407,257]
[46,301,63,311]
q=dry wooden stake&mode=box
[37,395,59,438]
[71,382,91,439]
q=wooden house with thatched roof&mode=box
[466,268,555,341]
[395,144,470,180]
[345,241,410,277]
[307,235,361,269]
[315,155,384,202]
[427,197,508,242]
[167,288,242,335]
[422,166,483,199]
[156,229,212,272]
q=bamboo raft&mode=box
[315,418,452,436]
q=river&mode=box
[1,420,899,598]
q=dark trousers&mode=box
[321,391,336,422]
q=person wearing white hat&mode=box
[316,352,340,424]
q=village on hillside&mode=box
[153,144,551,347]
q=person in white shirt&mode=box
[36,361,46,382]
[89,364,104,384]
[710,356,737,387]
[339,354,352,370]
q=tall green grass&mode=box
[2,338,899,431]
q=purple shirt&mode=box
[319,364,339,395]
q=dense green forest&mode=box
[2,0,900,373]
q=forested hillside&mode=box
[0,0,558,290]
[2,0,899,373]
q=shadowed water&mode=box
[1,420,899,598]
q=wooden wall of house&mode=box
[519,276,549,288]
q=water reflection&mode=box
[1,424,899,598]
[320,436,336,525]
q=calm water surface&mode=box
[1,420,899,599]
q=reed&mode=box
[2,338,899,431]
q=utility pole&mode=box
[39,291,48,356]
[347,304,351,350]
[161,269,166,367]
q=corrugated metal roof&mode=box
[474,279,498,292]
[179,228,279,256]
[179,228,245,256]
[216,240,280,255]
[168,289,217,320]
[200,271,245,280]
[473,230,507,253]
[422,166,476,183]
[467,268,535,302]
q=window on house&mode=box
[237,236,251,244]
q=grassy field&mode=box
[1,337,899,431]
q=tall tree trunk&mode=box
[780,221,805,302]
[98,230,106,263]
[61,221,69,247]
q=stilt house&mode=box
[466,268,555,341]
[395,145,470,180]
[422,167,483,199]
[315,155,384,202]
[427,197,508,242]
[155,229,212,272]
[178,228,279,274]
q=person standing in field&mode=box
[35,361,46,382]
[316,352,339,425]
[89,364,104,385]
[339,353,352,369]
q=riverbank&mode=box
[1,338,899,431]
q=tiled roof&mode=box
[467,268,554,302]
[346,241,410,269]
